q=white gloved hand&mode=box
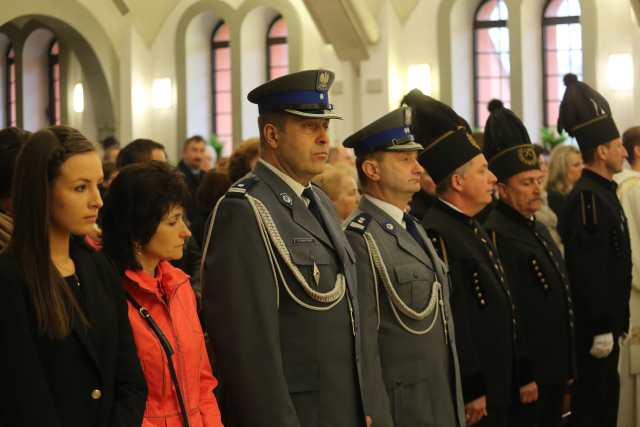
[590,332,614,358]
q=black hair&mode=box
[0,127,29,200]
[101,161,191,272]
[116,139,166,168]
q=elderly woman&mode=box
[546,144,584,217]
[101,161,223,427]
[312,163,360,222]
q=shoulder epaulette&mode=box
[226,175,259,198]
[346,213,372,234]
[578,190,598,228]
[426,228,449,264]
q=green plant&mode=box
[540,127,568,151]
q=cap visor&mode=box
[284,108,343,120]
[385,141,424,152]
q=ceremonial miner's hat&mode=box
[343,106,423,156]
[483,99,539,182]
[247,69,342,119]
[401,89,481,184]
[557,73,620,151]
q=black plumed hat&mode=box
[483,99,539,182]
[401,89,481,184]
[557,73,619,151]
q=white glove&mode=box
[590,332,614,358]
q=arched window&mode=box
[6,44,16,127]
[266,16,288,80]
[211,21,232,148]
[48,39,61,125]
[473,0,510,127]
[542,0,582,127]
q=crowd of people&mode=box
[0,68,637,427]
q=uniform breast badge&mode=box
[313,262,321,287]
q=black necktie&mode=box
[404,213,428,254]
[302,187,328,231]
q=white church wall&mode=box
[594,0,638,133]
[66,50,98,142]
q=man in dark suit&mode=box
[343,107,465,427]
[201,69,369,427]
[402,90,537,427]
[481,99,575,427]
[556,73,632,427]
[177,135,206,223]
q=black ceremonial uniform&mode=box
[481,99,575,427]
[556,73,632,427]
[560,169,631,426]
[484,201,575,426]
[424,201,528,424]
[201,70,366,427]
[343,107,465,427]
[400,90,530,426]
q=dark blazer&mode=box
[0,238,147,427]
[422,200,530,409]
[202,161,365,427]
[559,169,632,343]
[178,160,203,224]
[484,201,576,386]
[346,197,465,427]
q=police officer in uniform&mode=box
[201,70,370,427]
[556,73,632,427]
[402,90,537,427]
[481,99,576,427]
[343,107,465,427]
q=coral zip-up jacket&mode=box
[123,261,223,427]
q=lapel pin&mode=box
[280,193,293,207]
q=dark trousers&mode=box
[570,342,620,427]
[476,405,508,427]
[508,384,565,427]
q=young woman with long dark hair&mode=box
[0,126,147,427]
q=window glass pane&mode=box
[269,18,288,38]
[547,101,560,126]
[213,22,229,42]
[476,0,508,21]
[545,0,581,17]
[216,92,232,114]
[215,47,231,70]
[216,113,232,136]
[568,23,582,49]
[269,44,288,67]
[215,70,231,91]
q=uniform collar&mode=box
[259,159,310,201]
[496,199,536,228]
[434,197,477,227]
[582,168,618,192]
[364,195,405,228]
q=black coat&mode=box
[202,162,365,427]
[178,160,203,224]
[0,239,147,427]
[559,169,632,343]
[484,201,576,386]
[422,200,531,409]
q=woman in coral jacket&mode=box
[100,160,223,427]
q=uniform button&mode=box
[477,293,483,298]
[540,278,546,284]
[413,272,419,279]
[91,389,102,400]
[473,272,479,277]
[532,260,537,265]
[500,277,505,283]
[475,286,481,291]
[494,264,499,270]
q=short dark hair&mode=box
[0,127,29,199]
[183,135,206,150]
[257,112,288,146]
[100,136,120,151]
[581,146,598,165]
[101,161,191,272]
[623,126,640,163]
[355,151,383,189]
[116,138,165,168]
